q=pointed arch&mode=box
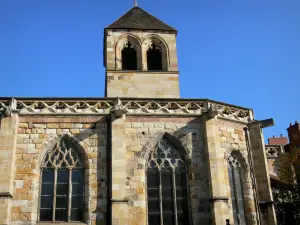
[139,131,191,169]
[41,134,89,169]
[38,134,88,222]
[142,35,170,71]
[143,131,192,225]
[226,149,258,225]
[115,34,142,70]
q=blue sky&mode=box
[0,0,299,142]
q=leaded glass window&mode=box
[40,139,84,222]
[228,155,246,225]
[147,139,190,225]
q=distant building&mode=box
[287,121,300,150]
[268,134,288,146]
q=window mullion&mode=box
[68,168,72,222]
[172,169,178,225]
[53,168,58,222]
[159,169,163,225]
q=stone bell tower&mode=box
[104,6,180,98]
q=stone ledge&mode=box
[37,223,86,225]
[210,196,229,202]
[0,192,13,199]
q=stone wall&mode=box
[218,120,258,225]
[104,30,180,98]
[10,116,108,225]
[106,71,179,98]
[121,116,211,225]
[0,112,277,225]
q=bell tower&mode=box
[103,6,180,98]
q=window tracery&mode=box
[115,35,142,70]
[143,37,169,71]
[147,139,190,225]
[39,138,84,222]
[228,154,246,225]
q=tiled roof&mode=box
[106,6,177,32]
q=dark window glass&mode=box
[40,196,53,208]
[42,170,54,182]
[147,44,163,71]
[148,214,160,225]
[57,170,69,182]
[162,199,173,213]
[40,209,52,221]
[177,199,189,213]
[40,169,54,221]
[72,169,84,182]
[122,42,137,70]
[147,169,159,188]
[176,188,188,198]
[148,199,160,213]
[55,208,68,221]
[56,196,68,208]
[163,213,175,225]
[71,209,83,221]
[147,140,190,225]
[177,213,188,225]
[40,168,84,222]
[228,159,246,225]
[175,171,187,188]
[161,169,172,188]
[41,183,53,195]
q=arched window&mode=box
[121,41,137,70]
[147,139,190,225]
[143,37,168,71]
[147,43,162,70]
[39,138,84,222]
[228,155,246,225]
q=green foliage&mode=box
[272,182,300,225]
[273,147,300,224]
[276,147,300,185]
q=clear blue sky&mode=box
[0,0,299,142]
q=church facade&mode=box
[0,6,277,225]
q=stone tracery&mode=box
[42,139,84,169]
[147,139,186,171]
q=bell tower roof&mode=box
[106,6,177,33]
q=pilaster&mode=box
[109,100,129,225]
[203,110,230,225]
[248,122,277,225]
[0,106,19,224]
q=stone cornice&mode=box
[0,98,253,123]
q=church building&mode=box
[0,5,277,225]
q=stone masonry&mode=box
[0,4,278,225]
[104,31,180,98]
[0,97,278,225]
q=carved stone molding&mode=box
[0,98,253,123]
[265,145,284,158]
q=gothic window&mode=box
[147,43,163,71]
[147,139,190,225]
[121,42,137,70]
[39,139,84,222]
[228,155,246,225]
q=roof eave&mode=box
[104,27,178,35]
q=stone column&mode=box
[248,122,277,225]
[203,111,230,225]
[0,103,19,224]
[109,111,128,225]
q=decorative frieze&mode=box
[0,98,252,123]
[265,145,284,158]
